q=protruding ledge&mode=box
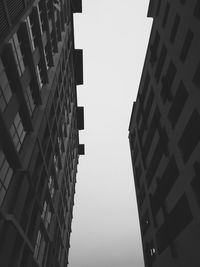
[147,0,156,18]
[72,0,82,13]
[74,49,83,85]
[77,106,84,130]
[78,144,85,155]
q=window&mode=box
[23,85,35,116]
[144,88,154,125]
[168,82,188,128]
[135,163,142,189]
[143,107,160,161]
[191,162,200,207]
[9,33,25,76]
[151,156,179,217]
[36,65,43,89]
[180,29,193,63]
[138,184,145,207]
[180,0,186,4]
[150,31,160,66]
[178,109,200,163]
[156,0,161,17]
[41,200,52,229]
[170,14,180,43]
[156,194,192,254]
[0,59,12,112]
[48,175,55,199]
[140,72,150,102]
[0,150,13,206]
[38,2,45,32]
[194,1,200,19]
[34,230,47,265]
[162,2,170,28]
[26,16,36,51]
[155,45,167,82]
[193,62,200,89]
[141,211,151,234]
[161,61,176,103]
[10,113,26,152]
[146,136,165,187]
[53,154,59,174]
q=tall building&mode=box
[129,0,200,266]
[0,0,84,266]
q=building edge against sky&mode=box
[129,0,200,266]
[0,0,84,266]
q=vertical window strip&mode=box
[10,113,26,152]
[0,150,13,206]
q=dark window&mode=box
[141,72,150,102]
[180,30,193,62]
[161,61,176,103]
[155,45,167,82]
[141,211,151,235]
[178,110,200,163]
[143,107,160,161]
[10,112,26,152]
[156,0,162,17]
[156,194,193,254]
[191,162,200,207]
[151,156,179,217]
[135,163,142,188]
[194,1,200,19]
[144,88,154,125]
[23,84,35,116]
[29,13,38,49]
[193,62,200,89]
[36,63,43,89]
[0,150,13,206]
[162,2,170,28]
[9,33,25,76]
[34,229,47,265]
[41,200,52,230]
[38,0,46,32]
[138,184,145,207]
[0,58,12,112]
[150,31,160,66]
[168,82,188,128]
[170,14,180,43]
[146,137,164,187]
[132,144,139,166]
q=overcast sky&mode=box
[69,1,152,267]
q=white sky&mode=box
[69,1,152,267]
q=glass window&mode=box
[41,200,52,229]
[26,16,36,51]
[0,59,12,112]
[34,230,47,265]
[162,2,170,28]
[180,29,194,63]
[23,84,35,116]
[48,175,55,198]
[0,150,13,206]
[53,154,59,174]
[9,33,25,76]
[36,65,43,89]
[10,113,26,152]
[170,14,180,43]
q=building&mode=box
[0,0,84,266]
[129,0,200,266]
